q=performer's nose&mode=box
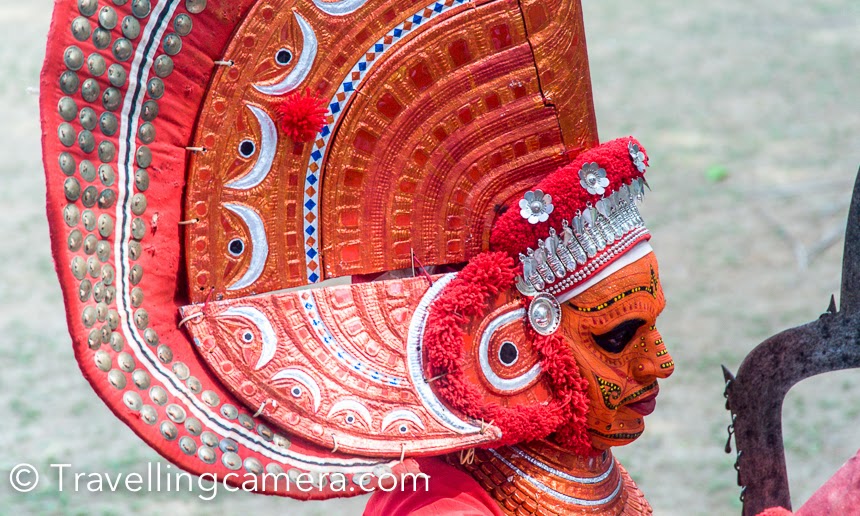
[631,329,674,382]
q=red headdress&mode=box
[40,0,656,502]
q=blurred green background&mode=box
[1,0,858,514]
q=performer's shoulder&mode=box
[363,457,504,516]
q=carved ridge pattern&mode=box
[180,276,500,456]
[456,444,652,514]
[321,0,592,278]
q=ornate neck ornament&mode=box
[456,440,651,515]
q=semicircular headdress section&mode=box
[184,0,597,303]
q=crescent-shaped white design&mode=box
[312,0,368,16]
[220,306,277,370]
[225,105,277,190]
[224,203,268,291]
[253,12,317,96]
[272,368,322,413]
[479,309,542,392]
[381,409,426,432]
[327,399,373,426]
[406,273,483,435]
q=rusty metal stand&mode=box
[722,166,860,516]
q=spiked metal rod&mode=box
[840,167,860,313]
[723,165,860,516]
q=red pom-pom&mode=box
[276,88,327,143]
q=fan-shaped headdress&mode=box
[41,0,657,499]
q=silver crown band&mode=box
[516,178,648,297]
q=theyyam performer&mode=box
[40,0,675,513]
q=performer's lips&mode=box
[625,389,658,416]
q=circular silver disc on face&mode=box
[527,293,562,336]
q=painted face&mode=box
[561,252,674,451]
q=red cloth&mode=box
[795,448,860,516]
[363,458,504,516]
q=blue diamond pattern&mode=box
[302,1,463,287]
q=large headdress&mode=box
[41,0,654,500]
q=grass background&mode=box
[0,0,858,514]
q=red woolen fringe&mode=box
[490,137,648,261]
[276,88,328,143]
[423,252,592,454]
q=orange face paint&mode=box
[561,252,674,450]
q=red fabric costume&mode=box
[364,458,503,516]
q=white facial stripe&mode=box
[327,399,373,426]
[225,105,277,190]
[556,242,654,304]
[479,309,542,392]
[224,203,268,291]
[272,368,321,413]
[312,0,368,16]
[381,409,425,432]
[253,13,317,96]
[220,306,277,370]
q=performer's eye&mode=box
[593,319,644,354]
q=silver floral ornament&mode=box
[628,140,646,172]
[519,189,554,224]
[579,162,609,195]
